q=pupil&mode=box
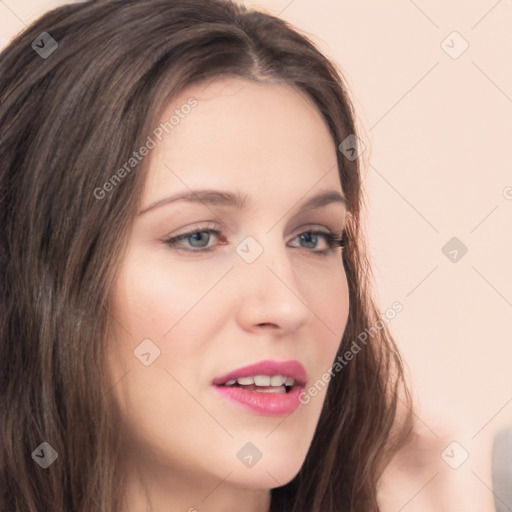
[190,232,209,247]
[301,233,317,248]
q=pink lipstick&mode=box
[212,359,307,416]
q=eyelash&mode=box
[163,225,347,255]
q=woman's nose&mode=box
[233,234,313,334]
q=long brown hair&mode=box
[0,1,413,510]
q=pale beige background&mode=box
[1,1,511,510]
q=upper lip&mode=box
[212,359,307,387]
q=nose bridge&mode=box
[236,231,293,289]
[233,230,311,330]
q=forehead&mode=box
[142,76,343,205]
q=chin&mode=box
[224,451,305,490]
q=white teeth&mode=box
[236,376,254,385]
[223,375,296,387]
[270,375,285,386]
[253,375,271,386]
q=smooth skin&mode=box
[107,77,349,512]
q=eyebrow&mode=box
[138,188,347,216]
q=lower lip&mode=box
[213,385,304,416]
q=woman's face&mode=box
[108,77,349,497]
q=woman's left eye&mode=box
[289,231,345,252]
[163,227,346,254]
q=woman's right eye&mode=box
[163,227,223,252]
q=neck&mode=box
[121,456,272,512]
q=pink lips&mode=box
[212,359,307,416]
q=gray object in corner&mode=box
[492,427,512,512]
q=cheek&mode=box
[107,248,234,393]
[106,253,216,460]
[299,262,349,401]
[111,249,220,342]
[308,261,349,346]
